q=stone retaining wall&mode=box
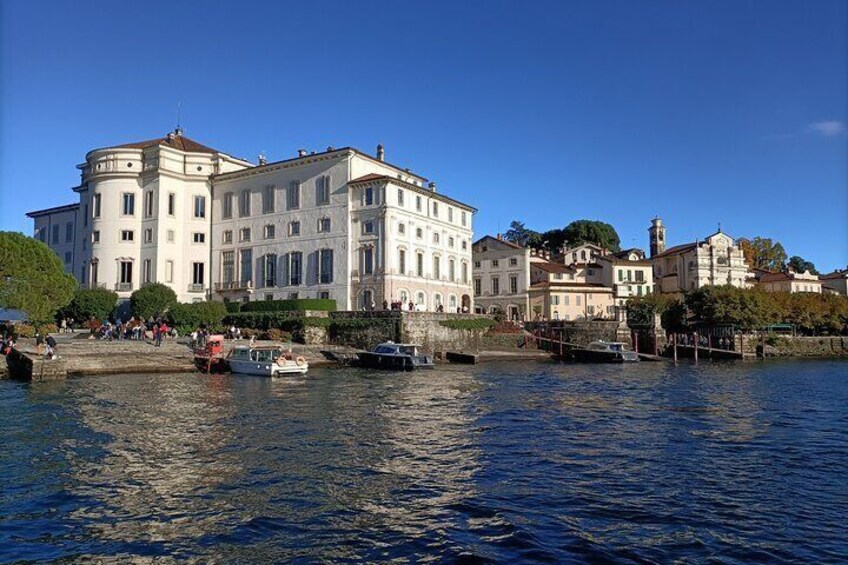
[760,336,848,357]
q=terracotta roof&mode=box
[820,270,848,280]
[472,235,525,250]
[532,262,574,273]
[26,203,80,218]
[757,272,791,283]
[112,132,221,154]
[653,242,698,258]
[349,173,389,184]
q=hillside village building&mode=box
[471,235,531,320]
[528,250,614,321]
[755,269,823,293]
[648,218,753,296]
[27,130,475,311]
[820,269,848,296]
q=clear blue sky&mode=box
[2,0,846,270]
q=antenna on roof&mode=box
[175,101,183,136]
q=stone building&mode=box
[755,269,823,293]
[649,219,753,296]
[528,258,614,321]
[471,235,531,320]
[27,131,475,311]
[820,269,848,296]
[596,248,654,315]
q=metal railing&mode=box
[115,282,133,292]
[187,284,205,293]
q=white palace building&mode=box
[28,130,476,312]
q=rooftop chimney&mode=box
[297,149,307,157]
[428,181,437,192]
[258,153,267,166]
[327,146,335,152]
[376,144,385,161]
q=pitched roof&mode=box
[653,242,698,258]
[348,173,477,212]
[349,173,389,184]
[112,132,221,154]
[472,235,525,250]
[820,270,848,280]
[26,203,80,218]
[529,281,611,290]
[531,262,574,273]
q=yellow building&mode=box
[528,261,614,321]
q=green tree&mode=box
[167,301,228,333]
[61,287,118,321]
[538,228,568,253]
[787,255,818,275]
[503,220,540,247]
[130,283,177,320]
[626,294,674,327]
[562,220,621,252]
[738,237,787,271]
[0,232,77,323]
[685,285,771,330]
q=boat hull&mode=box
[227,359,309,377]
[571,349,640,363]
[356,352,435,371]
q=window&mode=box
[474,278,482,296]
[223,230,233,244]
[264,224,275,239]
[289,221,300,236]
[416,195,422,212]
[168,193,175,216]
[432,202,439,217]
[462,240,467,251]
[365,187,374,206]
[240,228,251,242]
[221,252,234,284]
[64,251,72,264]
[509,258,518,267]
[417,252,424,277]
[319,249,333,284]
[319,291,330,300]
[288,181,300,210]
[239,249,252,286]
[555,273,563,280]
[262,185,275,214]
[239,190,251,217]
[363,247,374,275]
[83,205,88,227]
[449,258,456,281]
[51,225,59,244]
[492,259,499,268]
[398,223,405,235]
[433,256,440,279]
[552,295,560,306]
[143,259,152,284]
[65,222,73,243]
[289,252,302,286]
[397,189,404,206]
[398,249,406,275]
[433,233,440,244]
[261,254,276,287]
[193,232,205,244]
[144,191,154,218]
[167,229,174,242]
[618,269,623,282]
[462,262,468,284]
[92,231,100,244]
[317,176,331,205]
[448,237,454,248]
[563,295,570,306]
[194,195,206,218]
[474,261,481,268]
[122,193,135,215]
[318,217,331,233]
[448,208,453,222]
[288,292,299,300]
[93,194,101,218]
[635,271,645,282]
[588,268,595,276]
[120,261,133,285]
[576,295,582,306]
[363,221,374,234]
[144,229,153,243]
[510,275,518,294]
[166,260,174,283]
[491,277,500,295]
[581,250,587,261]
[120,230,134,242]
[416,227,423,239]
[223,192,234,219]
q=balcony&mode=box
[115,282,133,292]
[187,284,205,293]
[82,283,107,290]
[215,281,252,292]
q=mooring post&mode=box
[653,328,658,356]
[559,330,563,357]
[694,332,699,363]
[673,333,678,364]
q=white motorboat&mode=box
[226,345,309,376]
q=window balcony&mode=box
[115,282,133,292]
[215,281,252,292]
[187,284,205,293]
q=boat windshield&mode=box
[609,343,624,352]
[398,345,418,356]
[373,345,399,354]
[230,348,251,361]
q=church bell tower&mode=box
[649,217,666,258]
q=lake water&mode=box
[2,360,847,563]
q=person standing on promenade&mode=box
[152,323,160,347]
[45,333,57,359]
[35,331,44,355]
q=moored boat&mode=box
[226,345,309,376]
[194,335,228,373]
[356,342,435,371]
[571,341,640,363]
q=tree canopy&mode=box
[738,237,787,271]
[561,220,621,252]
[130,283,177,320]
[61,287,118,322]
[787,255,818,275]
[503,221,541,247]
[0,232,77,323]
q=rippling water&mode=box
[2,359,847,563]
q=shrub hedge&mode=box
[438,318,496,331]
[240,299,337,313]
[168,301,228,335]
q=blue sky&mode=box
[2,0,846,270]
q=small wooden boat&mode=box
[226,345,309,376]
[194,335,228,373]
[572,341,640,363]
[357,342,435,371]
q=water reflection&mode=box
[2,360,847,563]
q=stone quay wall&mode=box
[525,320,622,346]
[760,336,848,358]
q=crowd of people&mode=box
[87,317,176,346]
